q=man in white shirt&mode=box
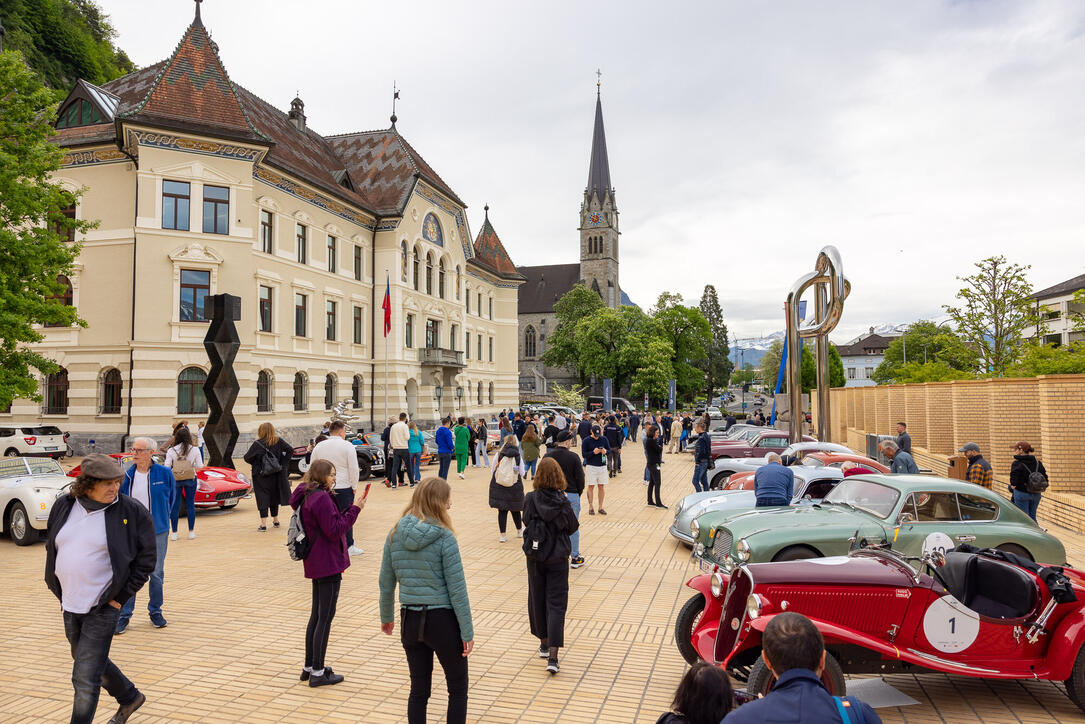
[388,412,411,489]
[310,421,362,555]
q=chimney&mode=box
[288,96,306,132]
[869,326,874,335]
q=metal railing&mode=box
[418,347,464,366]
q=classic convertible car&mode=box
[675,543,1085,712]
[706,441,855,489]
[68,452,251,511]
[289,433,386,479]
[0,456,73,545]
[689,474,1067,571]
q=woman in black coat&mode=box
[489,436,525,543]
[643,424,665,508]
[1009,440,1047,523]
[242,422,294,531]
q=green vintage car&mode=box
[690,474,1067,573]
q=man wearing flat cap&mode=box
[45,453,156,724]
[959,442,993,489]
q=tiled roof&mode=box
[517,263,581,314]
[1031,272,1085,301]
[471,212,523,281]
[835,333,896,357]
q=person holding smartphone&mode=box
[581,425,610,515]
[380,478,474,724]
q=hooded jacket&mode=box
[289,484,359,579]
[489,444,525,511]
[521,488,579,562]
[379,514,473,640]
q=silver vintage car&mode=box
[706,440,853,489]
[0,456,73,545]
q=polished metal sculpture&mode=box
[784,247,850,443]
[331,399,361,434]
[202,294,241,468]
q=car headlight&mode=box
[674,499,685,515]
[690,518,700,537]
[736,538,752,562]
[236,472,249,484]
[694,542,705,557]
[196,480,214,493]
[746,594,763,620]
[710,571,726,598]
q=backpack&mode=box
[286,491,314,561]
[495,454,521,487]
[259,442,282,475]
[1026,460,1049,494]
[523,509,560,562]
[172,447,196,481]
[833,696,868,724]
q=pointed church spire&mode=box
[586,77,612,201]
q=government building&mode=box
[27,5,523,451]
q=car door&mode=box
[893,491,975,558]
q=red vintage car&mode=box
[710,430,815,459]
[676,543,1085,711]
[722,452,890,491]
[68,452,251,510]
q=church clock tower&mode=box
[579,82,620,308]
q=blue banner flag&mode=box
[603,379,613,411]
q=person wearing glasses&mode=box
[115,437,177,634]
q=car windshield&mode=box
[823,479,900,519]
[800,456,826,468]
[27,458,64,475]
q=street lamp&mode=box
[456,385,464,407]
[434,384,443,403]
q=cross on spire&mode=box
[596,68,601,97]
[391,81,399,127]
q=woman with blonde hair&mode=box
[490,435,525,542]
[243,422,294,531]
[407,421,425,487]
[290,459,362,687]
[521,426,541,480]
[380,477,473,724]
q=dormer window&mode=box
[56,99,104,129]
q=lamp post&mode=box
[434,384,443,418]
[456,385,464,410]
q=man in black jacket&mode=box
[45,454,156,724]
[545,429,586,569]
[692,421,712,492]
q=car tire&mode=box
[747,649,845,698]
[772,545,821,562]
[710,472,731,490]
[357,459,372,481]
[995,543,1033,561]
[9,502,39,546]
[4,448,19,458]
[674,593,706,665]
[1065,643,1085,713]
[297,457,311,474]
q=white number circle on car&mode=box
[922,532,955,558]
[922,595,980,653]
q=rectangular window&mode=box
[425,319,440,349]
[260,210,273,253]
[179,269,210,321]
[162,180,190,231]
[489,336,494,362]
[353,306,363,344]
[296,224,307,264]
[489,297,493,319]
[327,236,337,273]
[55,204,76,243]
[202,185,229,234]
[353,245,363,281]
[465,333,470,359]
[865,367,875,378]
[477,334,482,361]
[294,293,307,337]
[477,293,482,316]
[465,289,470,314]
[258,285,273,332]
[326,300,337,341]
[450,324,458,351]
[405,314,414,348]
[847,367,856,379]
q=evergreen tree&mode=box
[698,284,733,402]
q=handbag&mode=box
[259,442,282,475]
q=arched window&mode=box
[324,373,337,410]
[456,266,462,300]
[45,275,74,327]
[100,368,122,415]
[400,241,408,281]
[488,382,494,405]
[438,259,446,299]
[257,370,273,412]
[352,375,363,408]
[177,367,207,415]
[293,372,307,411]
[426,253,434,295]
[465,284,470,313]
[43,368,69,415]
[413,248,421,290]
[524,326,537,358]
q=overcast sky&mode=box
[101,0,1085,342]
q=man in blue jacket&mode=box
[435,417,455,479]
[692,421,712,492]
[753,452,793,507]
[724,612,880,723]
[116,436,176,634]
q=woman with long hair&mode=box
[407,421,425,486]
[655,661,733,724]
[164,426,203,539]
[522,457,579,674]
[1010,440,1047,522]
[489,435,525,542]
[521,426,541,480]
[474,417,490,468]
[289,459,362,687]
[380,478,474,724]
[644,424,665,508]
[243,422,294,531]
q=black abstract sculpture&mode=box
[202,294,241,468]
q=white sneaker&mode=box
[187,531,195,540]
[170,532,178,541]
[458,473,465,479]
[348,545,365,556]
[499,534,507,543]
[517,527,524,538]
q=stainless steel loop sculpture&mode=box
[784,246,850,443]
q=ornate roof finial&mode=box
[391,81,400,127]
[484,203,490,220]
[596,68,601,98]
[194,0,203,22]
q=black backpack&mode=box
[523,512,560,562]
[286,491,314,561]
[1026,460,1049,494]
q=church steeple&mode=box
[585,91,612,203]
[579,78,620,309]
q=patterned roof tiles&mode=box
[471,212,523,281]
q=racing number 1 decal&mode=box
[922,595,980,653]
[922,532,955,558]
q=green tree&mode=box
[0,50,89,407]
[628,336,674,401]
[650,293,711,400]
[759,340,784,391]
[1007,342,1085,377]
[943,256,1038,376]
[541,284,605,384]
[730,364,758,387]
[872,320,975,384]
[573,306,662,393]
[697,284,733,401]
[798,345,846,392]
[549,382,587,411]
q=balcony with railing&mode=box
[418,347,465,367]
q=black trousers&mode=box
[333,487,355,547]
[390,448,409,484]
[527,557,569,649]
[402,607,468,724]
[498,509,522,534]
[304,573,341,670]
[252,476,280,518]
[647,465,663,506]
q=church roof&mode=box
[586,93,612,201]
[471,209,524,280]
[517,263,581,314]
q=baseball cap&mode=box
[958,442,980,453]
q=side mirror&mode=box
[897,511,915,525]
[929,550,946,568]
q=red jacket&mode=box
[289,485,359,579]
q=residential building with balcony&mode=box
[1025,272,1085,347]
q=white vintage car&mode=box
[0,457,72,545]
[707,440,854,489]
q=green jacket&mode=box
[379,515,473,640]
[453,424,471,452]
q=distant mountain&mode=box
[730,330,785,368]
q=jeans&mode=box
[63,605,139,724]
[402,607,468,724]
[476,440,490,467]
[1012,489,1042,522]
[566,492,581,558]
[437,453,453,480]
[692,462,709,493]
[170,480,197,532]
[334,487,356,547]
[680,430,689,450]
[498,509,522,534]
[756,497,790,507]
[410,452,422,483]
[524,459,538,477]
[527,557,569,648]
[120,531,168,623]
[305,573,342,670]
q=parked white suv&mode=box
[0,426,67,459]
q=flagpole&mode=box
[384,268,389,427]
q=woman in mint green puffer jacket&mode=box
[379,477,473,724]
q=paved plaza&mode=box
[4,442,1085,723]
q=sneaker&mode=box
[546,658,560,674]
[458,473,465,479]
[257,526,267,532]
[106,691,145,724]
[348,545,365,556]
[114,618,129,636]
[187,531,195,539]
[300,668,311,682]
[499,534,507,543]
[516,527,524,538]
[538,646,549,659]
[308,670,344,687]
[570,556,585,569]
[150,613,168,628]
[169,532,178,541]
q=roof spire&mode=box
[390,81,399,127]
[596,68,601,98]
[194,0,203,23]
[484,202,489,220]
[585,75,612,200]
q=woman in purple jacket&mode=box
[289,459,363,687]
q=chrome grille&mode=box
[712,530,733,561]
